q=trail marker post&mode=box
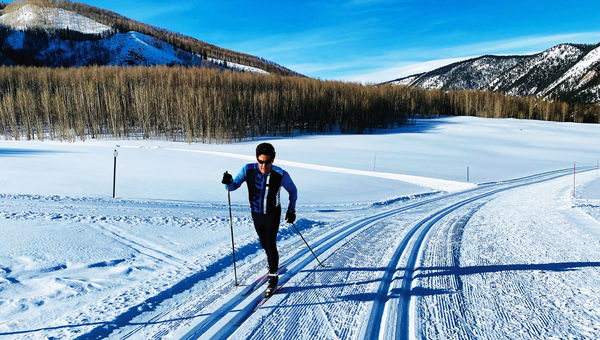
[573,161,576,198]
[467,166,470,182]
[113,149,118,198]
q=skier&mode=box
[221,142,297,297]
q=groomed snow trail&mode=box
[417,170,600,339]
[4,168,597,339]
[167,167,599,340]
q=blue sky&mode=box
[75,0,600,83]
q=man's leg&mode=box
[263,212,281,274]
[251,211,281,273]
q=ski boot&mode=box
[265,273,278,298]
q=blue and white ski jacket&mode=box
[227,163,297,214]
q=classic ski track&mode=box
[36,167,580,339]
[180,210,424,338]
[242,168,585,339]
[364,167,595,340]
[179,190,473,339]
[242,209,427,340]
[176,167,586,340]
[416,206,482,339]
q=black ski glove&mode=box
[285,209,296,224]
[221,171,233,185]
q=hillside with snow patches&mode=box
[0,3,277,73]
[388,43,600,103]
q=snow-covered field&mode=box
[0,116,599,339]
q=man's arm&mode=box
[281,171,297,211]
[226,165,247,191]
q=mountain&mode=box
[0,1,300,76]
[386,43,600,104]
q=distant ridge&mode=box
[384,43,600,104]
[0,0,302,76]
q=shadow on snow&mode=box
[0,313,212,337]
[5,255,597,336]
[0,148,66,157]
[289,261,600,303]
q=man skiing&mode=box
[221,142,297,297]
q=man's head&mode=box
[256,143,275,175]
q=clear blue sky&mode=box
[74,0,600,83]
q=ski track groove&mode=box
[92,223,185,266]
[419,206,485,339]
[179,193,458,339]
[247,227,380,340]
[363,167,594,340]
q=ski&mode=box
[234,271,287,327]
[240,263,287,296]
[253,283,283,312]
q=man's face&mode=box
[257,154,273,175]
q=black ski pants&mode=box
[251,208,281,274]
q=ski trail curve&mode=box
[364,167,595,339]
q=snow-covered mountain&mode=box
[387,43,600,103]
[0,2,297,75]
[408,55,528,90]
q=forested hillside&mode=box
[0,0,299,75]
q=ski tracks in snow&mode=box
[5,168,597,339]
[225,167,599,339]
[365,167,599,339]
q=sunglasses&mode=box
[257,158,273,165]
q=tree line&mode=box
[0,66,597,142]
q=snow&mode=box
[541,44,600,96]
[579,176,600,199]
[418,74,444,89]
[0,4,112,35]
[580,83,600,103]
[419,175,600,338]
[490,44,583,93]
[390,44,600,103]
[3,30,25,50]
[412,56,524,91]
[0,116,599,339]
[0,5,267,72]
[390,75,420,86]
[104,31,199,66]
[207,57,269,74]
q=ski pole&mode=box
[291,222,325,268]
[227,186,239,286]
